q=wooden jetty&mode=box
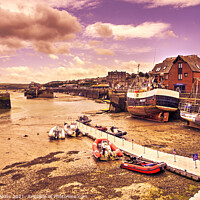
[76,122,200,182]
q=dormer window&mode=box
[163,66,167,70]
[156,67,161,72]
[196,64,200,69]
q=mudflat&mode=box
[0,92,200,199]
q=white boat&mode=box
[48,126,65,140]
[180,106,200,127]
[180,78,200,128]
[64,123,82,137]
[127,74,179,122]
[180,101,200,128]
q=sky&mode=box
[0,0,200,83]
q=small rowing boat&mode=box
[76,115,92,125]
[107,126,127,138]
[120,157,166,174]
[64,123,82,137]
[48,126,65,140]
[92,138,123,161]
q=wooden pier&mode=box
[76,122,200,182]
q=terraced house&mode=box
[152,55,200,93]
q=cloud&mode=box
[43,0,101,10]
[119,60,152,73]
[0,0,101,12]
[49,54,59,60]
[0,58,154,83]
[94,48,115,56]
[85,22,176,40]
[123,0,200,8]
[0,3,81,55]
[5,66,31,73]
[73,56,85,65]
[33,42,70,54]
[88,40,102,46]
[110,44,153,55]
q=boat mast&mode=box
[195,78,199,104]
[137,64,140,74]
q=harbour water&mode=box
[0,91,200,199]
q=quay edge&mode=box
[0,93,11,109]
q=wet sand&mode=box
[0,92,200,199]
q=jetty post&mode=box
[77,121,200,182]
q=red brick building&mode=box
[152,55,200,93]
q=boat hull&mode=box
[92,138,123,161]
[120,162,166,174]
[127,88,179,122]
[49,126,65,140]
[180,111,200,128]
[64,123,82,137]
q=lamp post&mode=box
[132,139,134,150]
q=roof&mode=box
[152,55,200,74]
[91,84,109,88]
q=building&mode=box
[107,70,129,88]
[152,55,200,93]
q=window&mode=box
[178,63,182,80]
[156,67,161,72]
[184,73,188,77]
[163,66,167,70]
[165,74,168,80]
[178,74,182,80]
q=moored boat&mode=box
[94,125,107,132]
[92,138,123,161]
[48,126,65,140]
[107,126,127,138]
[179,78,200,128]
[180,102,200,128]
[64,122,82,137]
[120,157,166,174]
[76,115,92,125]
[127,74,179,122]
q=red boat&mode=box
[120,158,166,174]
[92,138,123,161]
[94,125,107,132]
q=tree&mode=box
[139,72,145,77]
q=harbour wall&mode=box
[0,93,11,109]
[53,87,200,114]
[53,87,109,99]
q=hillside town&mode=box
[42,54,200,95]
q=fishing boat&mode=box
[92,138,123,161]
[107,126,127,138]
[120,157,166,174]
[64,122,82,137]
[127,71,179,122]
[180,103,200,128]
[180,78,200,128]
[76,115,92,125]
[48,126,65,140]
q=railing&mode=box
[76,121,200,180]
